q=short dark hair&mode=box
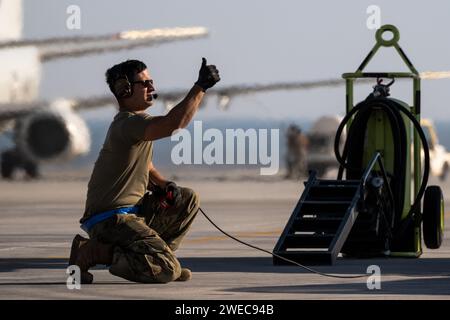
[105,59,147,97]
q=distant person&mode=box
[285,124,309,179]
[68,58,220,284]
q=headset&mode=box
[113,74,133,99]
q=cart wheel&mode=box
[423,186,445,249]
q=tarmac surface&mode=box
[0,170,449,300]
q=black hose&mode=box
[334,97,430,234]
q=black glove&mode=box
[164,181,181,207]
[149,181,181,209]
[195,57,220,92]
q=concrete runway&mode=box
[0,172,449,299]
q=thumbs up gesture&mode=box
[195,57,220,91]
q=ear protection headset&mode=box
[113,74,133,99]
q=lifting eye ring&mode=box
[375,24,400,47]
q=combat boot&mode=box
[69,234,114,284]
[176,268,192,281]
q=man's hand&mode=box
[151,181,182,209]
[195,57,220,92]
[164,181,181,206]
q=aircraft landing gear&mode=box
[1,148,39,180]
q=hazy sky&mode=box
[24,0,450,121]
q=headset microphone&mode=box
[152,93,158,99]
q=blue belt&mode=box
[81,206,140,233]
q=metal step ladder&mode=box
[273,172,362,265]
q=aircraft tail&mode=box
[0,0,23,41]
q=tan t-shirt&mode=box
[81,111,153,223]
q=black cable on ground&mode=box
[199,207,370,279]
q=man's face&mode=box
[129,69,156,109]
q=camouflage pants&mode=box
[88,187,199,283]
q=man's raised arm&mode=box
[143,58,220,141]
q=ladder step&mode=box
[300,202,352,218]
[293,217,342,232]
[306,185,357,201]
[300,212,347,219]
[284,234,334,249]
[317,179,360,186]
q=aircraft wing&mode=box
[71,79,351,111]
[53,70,450,111]
[1,71,447,123]
[0,26,208,62]
[0,78,351,124]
